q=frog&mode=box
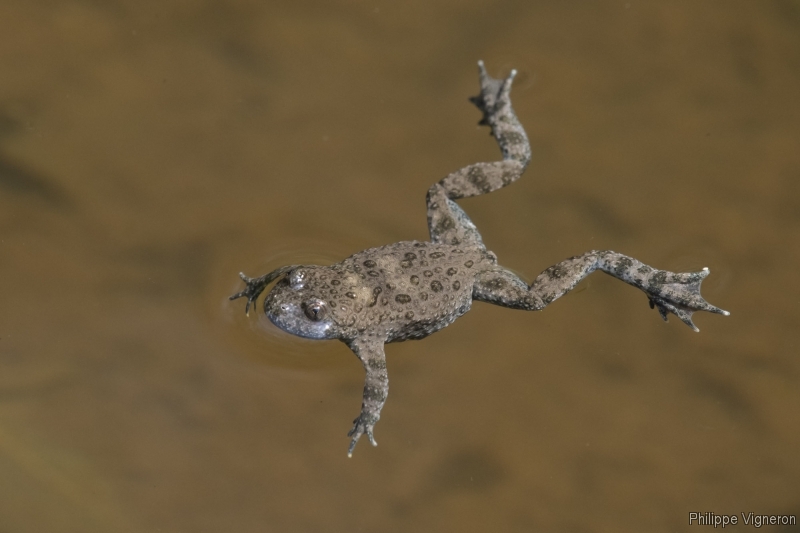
[230,61,730,457]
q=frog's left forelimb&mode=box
[345,338,388,457]
[473,251,729,331]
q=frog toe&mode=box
[347,414,378,457]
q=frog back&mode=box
[332,241,491,341]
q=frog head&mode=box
[263,266,345,340]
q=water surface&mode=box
[1,2,798,531]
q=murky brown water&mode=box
[1,1,799,531]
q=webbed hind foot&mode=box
[347,413,379,458]
[469,60,517,125]
[644,267,730,332]
[468,60,531,166]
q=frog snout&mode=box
[263,291,290,321]
[264,298,299,332]
[263,290,335,340]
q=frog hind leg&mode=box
[473,251,729,332]
[427,61,531,247]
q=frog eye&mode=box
[303,299,328,321]
[289,269,308,290]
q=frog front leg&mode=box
[473,251,729,331]
[345,337,389,457]
[229,265,297,315]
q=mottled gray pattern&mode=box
[231,62,729,456]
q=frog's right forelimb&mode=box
[229,265,297,316]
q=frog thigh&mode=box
[426,185,485,247]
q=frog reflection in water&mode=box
[231,62,730,456]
